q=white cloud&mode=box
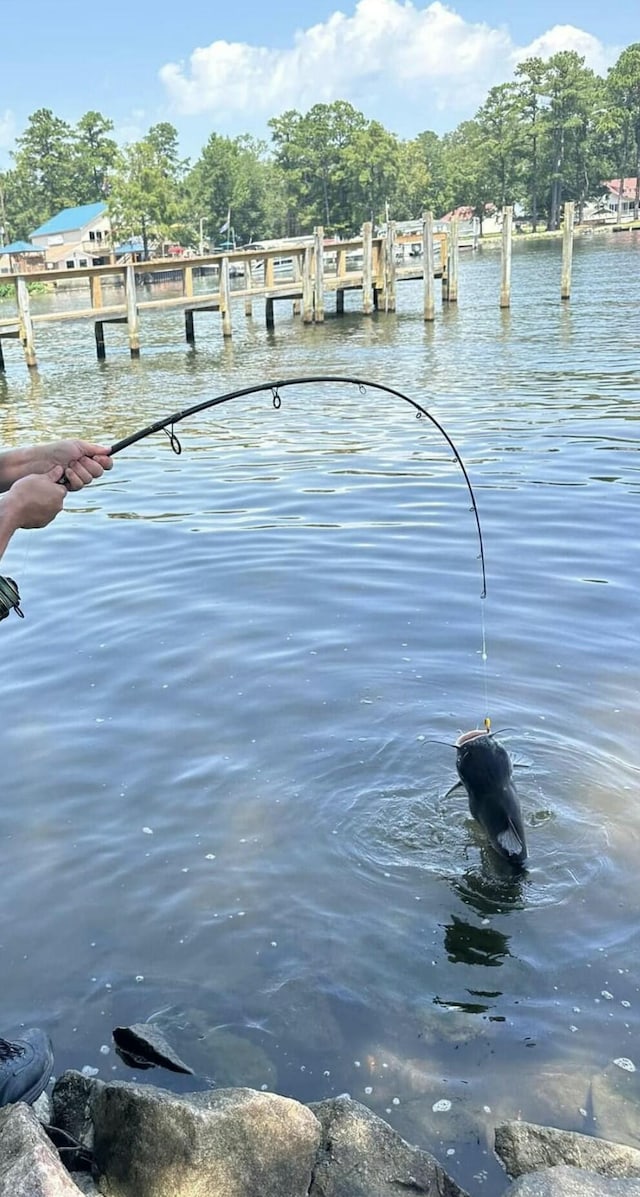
[159,0,618,130]
[0,109,16,149]
[516,24,619,76]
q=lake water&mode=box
[1,233,639,1193]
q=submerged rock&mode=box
[495,1120,640,1180]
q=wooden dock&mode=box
[0,218,450,371]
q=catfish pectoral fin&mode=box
[496,821,527,860]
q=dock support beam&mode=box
[500,206,513,309]
[265,297,274,330]
[183,265,194,299]
[244,261,253,317]
[0,339,5,372]
[90,274,103,310]
[447,216,459,303]
[220,257,232,337]
[336,289,345,315]
[362,221,373,315]
[561,201,575,300]
[292,253,301,316]
[95,322,106,360]
[314,226,325,322]
[302,247,314,323]
[16,276,37,369]
[383,221,397,311]
[125,264,140,356]
[422,211,435,322]
[185,310,195,345]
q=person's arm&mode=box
[0,470,67,561]
[0,440,113,493]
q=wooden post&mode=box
[448,216,459,303]
[292,253,301,316]
[314,226,325,322]
[500,206,513,309]
[244,257,253,317]
[183,264,194,298]
[94,321,106,360]
[90,273,103,310]
[220,257,232,337]
[0,338,5,372]
[384,221,397,312]
[302,246,314,323]
[16,276,37,368]
[337,247,347,280]
[265,297,274,330]
[125,264,140,356]
[264,256,275,289]
[422,211,435,322]
[561,201,575,300]
[336,288,345,315]
[362,221,373,315]
[185,309,195,345]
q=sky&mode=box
[0,0,634,164]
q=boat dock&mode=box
[0,218,452,371]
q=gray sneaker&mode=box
[0,1029,54,1107]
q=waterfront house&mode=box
[601,178,638,220]
[30,202,112,269]
[0,240,44,274]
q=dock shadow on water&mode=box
[1,237,640,1195]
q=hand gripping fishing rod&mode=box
[107,374,487,599]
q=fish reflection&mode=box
[453,848,526,918]
[443,913,511,967]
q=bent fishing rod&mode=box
[0,376,487,622]
[106,374,487,599]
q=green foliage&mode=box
[1,38,639,246]
[0,280,48,299]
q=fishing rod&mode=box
[0,376,487,629]
[107,374,487,599]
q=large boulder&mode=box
[501,1164,640,1196]
[53,1072,321,1197]
[0,1102,85,1196]
[495,1120,640,1180]
[308,1096,469,1197]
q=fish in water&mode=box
[455,729,527,866]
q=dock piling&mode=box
[220,258,232,337]
[185,310,195,346]
[561,202,575,300]
[125,265,140,356]
[314,227,325,322]
[422,211,435,322]
[95,321,106,360]
[362,222,373,316]
[500,206,513,309]
[16,276,37,369]
[447,216,459,303]
[302,247,314,323]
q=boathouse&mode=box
[30,202,112,269]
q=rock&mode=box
[52,1071,98,1150]
[68,1178,101,1196]
[495,1121,640,1180]
[590,1064,640,1146]
[501,1164,640,1196]
[112,1023,194,1074]
[198,1028,277,1090]
[54,1072,321,1197]
[308,1096,469,1197]
[0,1102,85,1196]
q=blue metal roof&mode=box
[31,202,107,238]
[1,240,42,254]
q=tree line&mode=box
[1,42,639,251]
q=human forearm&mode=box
[0,447,35,492]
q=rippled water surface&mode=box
[1,235,640,1192]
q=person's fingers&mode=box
[77,455,104,479]
[76,441,113,459]
[47,465,65,483]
